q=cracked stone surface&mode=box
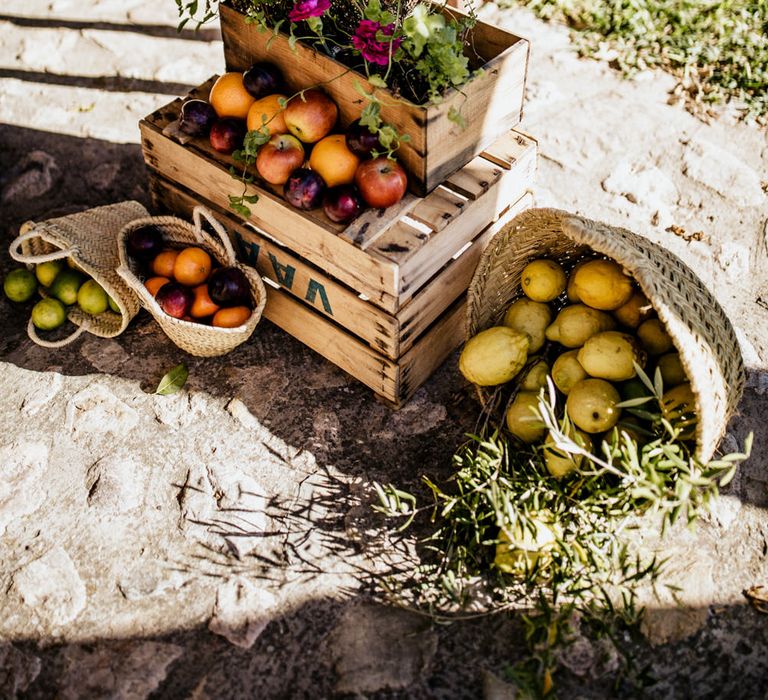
[0,0,767,697]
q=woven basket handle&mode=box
[192,206,238,265]
[26,318,87,348]
[9,224,79,264]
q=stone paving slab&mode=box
[0,1,767,698]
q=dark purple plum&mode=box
[209,118,246,154]
[156,282,193,319]
[179,99,217,137]
[284,168,326,211]
[243,62,284,99]
[323,184,365,224]
[345,119,381,158]
[208,267,251,306]
[126,225,163,261]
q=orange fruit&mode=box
[174,247,212,287]
[145,276,170,297]
[212,306,251,328]
[190,284,221,318]
[246,94,288,135]
[309,134,360,187]
[151,249,179,278]
[209,72,255,120]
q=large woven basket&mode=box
[116,206,267,357]
[8,201,147,348]
[467,207,746,462]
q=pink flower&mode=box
[352,19,402,66]
[289,0,330,23]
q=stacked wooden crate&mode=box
[140,12,535,406]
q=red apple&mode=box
[323,184,365,224]
[284,89,338,144]
[256,133,305,185]
[209,118,246,154]
[354,157,408,209]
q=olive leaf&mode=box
[154,363,189,396]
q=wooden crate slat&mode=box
[338,193,421,249]
[397,293,467,404]
[480,130,538,170]
[443,154,505,200]
[263,286,400,398]
[408,185,468,233]
[141,119,401,307]
[396,193,533,355]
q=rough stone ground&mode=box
[0,1,767,698]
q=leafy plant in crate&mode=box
[176,0,530,211]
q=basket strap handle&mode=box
[192,206,238,265]
[9,223,79,264]
[26,318,87,348]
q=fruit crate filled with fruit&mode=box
[141,74,537,405]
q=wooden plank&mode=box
[147,173,406,358]
[481,130,538,170]
[261,286,400,401]
[339,192,420,249]
[396,192,534,355]
[397,293,468,403]
[140,118,401,307]
[408,185,468,233]
[443,154,505,201]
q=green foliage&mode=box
[154,363,189,395]
[501,0,768,124]
[374,366,752,694]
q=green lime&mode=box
[107,295,120,313]
[31,297,67,330]
[35,259,65,287]
[77,279,108,315]
[49,269,83,305]
[3,268,38,302]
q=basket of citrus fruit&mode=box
[462,207,745,462]
[7,201,147,347]
[117,206,266,357]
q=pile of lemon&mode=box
[3,260,118,332]
[460,256,696,478]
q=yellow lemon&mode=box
[49,269,83,306]
[543,423,592,479]
[35,260,64,288]
[613,289,653,328]
[519,359,549,392]
[505,391,547,444]
[494,512,561,575]
[520,259,566,302]
[637,318,673,355]
[459,326,530,386]
[77,279,108,315]
[566,260,588,302]
[658,352,687,387]
[661,382,697,441]
[551,349,588,395]
[570,258,633,311]
[503,298,552,353]
[577,331,646,381]
[566,378,622,433]
[545,304,616,348]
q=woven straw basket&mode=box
[117,206,267,357]
[467,207,746,462]
[8,201,147,348]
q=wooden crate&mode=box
[140,87,537,405]
[220,3,529,197]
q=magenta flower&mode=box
[289,0,330,23]
[352,19,402,66]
